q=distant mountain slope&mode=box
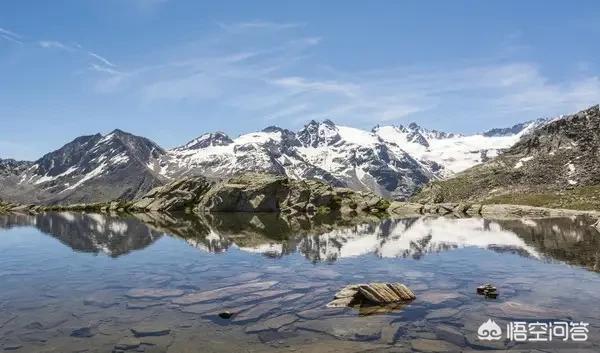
[0,116,547,205]
[413,105,600,210]
[0,130,165,204]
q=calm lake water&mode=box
[1,211,599,352]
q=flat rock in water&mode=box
[204,303,256,318]
[487,301,567,319]
[245,314,298,333]
[297,307,350,320]
[251,289,291,300]
[410,338,461,352]
[178,302,222,315]
[294,316,390,341]
[288,282,327,290]
[70,327,94,338]
[126,301,164,310]
[327,282,415,308]
[0,313,17,328]
[125,288,185,299]
[425,308,460,320]
[114,337,141,350]
[232,302,279,322]
[418,292,465,305]
[433,325,465,346]
[83,291,119,308]
[279,293,304,303]
[172,281,278,305]
[2,344,23,351]
[131,325,171,337]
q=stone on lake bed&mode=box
[327,283,416,308]
[410,338,461,352]
[245,314,298,333]
[70,326,94,338]
[418,292,465,305]
[2,344,23,351]
[172,281,278,305]
[114,337,141,350]
[125,288,185,299]
[126,301,164,310]
[131,325,171,337]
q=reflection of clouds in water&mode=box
[297,218,542,261]
[234,243,284,257]
[381,218,542,259]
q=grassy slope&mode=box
[412,156,600,211]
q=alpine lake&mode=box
[1,211,600,352]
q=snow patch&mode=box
[62,162,108,191]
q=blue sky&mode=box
[1,0,599,160]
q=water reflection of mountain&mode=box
[493,218,600,272]
[1,212,599,271]
[0,212,162,257]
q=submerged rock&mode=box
[327,283,416,308]
[70,326,94,338]
[131,325,171,337]
[114,337,141,350]
[125,288,184,299]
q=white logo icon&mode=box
[478,319,503,341]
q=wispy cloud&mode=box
[81,21,600,131]
[0,26,23,44]
[88,52,115,67]
[37,39,120,77]
[38,40,73,50]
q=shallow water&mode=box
[1,212,599,352]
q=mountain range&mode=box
[414,105,600,210]
[0,112,557,205]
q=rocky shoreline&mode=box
[3,174,600,221]
[389,201,600,218]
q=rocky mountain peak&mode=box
[407,122,420,131]
[177,132,233,151]
[297,119,341,147]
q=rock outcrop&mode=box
[128,174,390,215]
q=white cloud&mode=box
[38,40,73,51]
[270,76,358,97]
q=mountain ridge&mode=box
[0,114,558,205]
[412,105,600,210]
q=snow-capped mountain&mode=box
[153,118,544,200]
[0,116,547,204]
[0,129,165,204]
